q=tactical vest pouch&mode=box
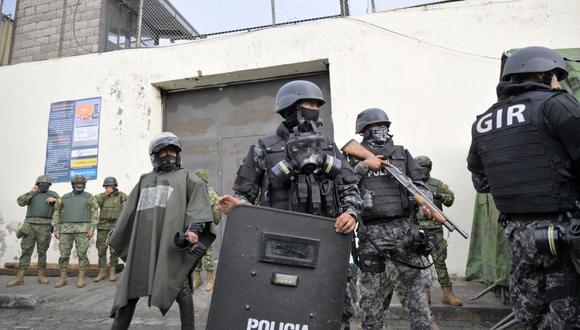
[358,254,385,273]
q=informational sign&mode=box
[44,97,101,182]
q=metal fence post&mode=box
[270,0,276,25]
[340,0,350,16]
[136,0,143,48]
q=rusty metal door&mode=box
[164,73,332,257]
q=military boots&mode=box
[77,270,87,288]
[7,269,25,287]
[205,271,215,292]
[94,267,107,282]
[441,286,463,306]
[55,270,68,288]
[193,271,202,289]
[109,266,117,281]
[38,269,49,284]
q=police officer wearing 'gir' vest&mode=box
[467,46,580,329]
[217,80,363,329]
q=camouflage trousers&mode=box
[342,265,358,329]
[424,227,451,287]
[17,223,52,269]
[357,218,433,330]
[194,245,215,272]
[506,220,580,329]
[58,233,90,269]
[96,229,118,267]
[380,259,405,310]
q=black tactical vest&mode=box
[358,141,410,221]
[61,192,92,223]
[259,134,340,217]
[25,191,58,219]
[471,90,580,214]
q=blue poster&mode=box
[44,97,101,182]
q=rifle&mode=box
[341,139,469,239]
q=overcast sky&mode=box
[168,0,442,35]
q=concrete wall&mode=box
[0,0,579,276]
[11,0,101,63]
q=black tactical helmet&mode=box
[355,108,391,134]
[502,46,568,82]
[36,175,52,185]
[414,155,432,168]
[275,80,326,116]
[71,175,87,184]
[149,132,182,155]
[103,176,118,187]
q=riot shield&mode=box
[207,205,352,330]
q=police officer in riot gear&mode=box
[467,46,580,328]
[218,80,361,232]
[348,108,434,330]
[218,80,362,329]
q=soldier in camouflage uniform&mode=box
[414,155,463,306]
[7,175,59,287]
[347,108,433,330]
[93,177,127,283]
[192,169,221,292]
[52,175,98,288]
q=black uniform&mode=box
[233,123,362,218]
[467,81,580,329]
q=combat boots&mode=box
[441,285,463,306]
[55,270,68,288]
[94,267,107,282]
[205,271,215,292]
[109,266,117,281]
[38,269,49,284]
[193,271,202,289]
[6,269,25,287]
[77,270,86,288]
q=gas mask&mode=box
[271,130,341,183]
[37,183,51,193]
[72,183,85,194]
[364,126,392,147]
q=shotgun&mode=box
[341,139,469,239]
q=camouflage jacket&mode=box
[208,185,222,224]
[418,177,454,229]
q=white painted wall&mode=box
[0,0,578,276]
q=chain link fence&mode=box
[0,0,17,65]
[6,0,457,65]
